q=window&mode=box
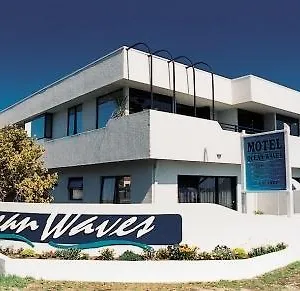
[238,109,264,133]
[30,114,52,139]
[96,90,124,129]
[68,105,82,135]
[178,175,237,210]
[68,178,83,200]
[129,88,172,114]
[101,176,131,204]
[97,99,117,128]
[276,114,299,136]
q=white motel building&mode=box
[1,46,300,215]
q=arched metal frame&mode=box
[126,43,154,109]
[192,61,215,121]
[152,50,175,112]
[127,43,215,120]
[168,56,195,115]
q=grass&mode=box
[2,262,300,290]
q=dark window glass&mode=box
[31,114,52,139]
[276,114,299,136]
[129,88,172,114]
[68,105,82,135]
[178,175,237,210]
[176,104,210,119]
[101,176,131,204]
[238,109,264,133]
[68,177,83,200]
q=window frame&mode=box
[67,104,82,136]
[68,177,83,201]
[100,175,131,204]
[30,113,53,140]
[96,89,123,129]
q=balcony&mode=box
[43,110,300,169]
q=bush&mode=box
[97,248,115,260]
[275,242,287,251]
[197,251,212,260]
[37,250,57,259]
[254,210,264,215]
[54,248,82,260]
[232,248,248,259]
[155,244,198,260]
[211,245,234,260]
[118,250,144,261]
[19,248,36,258]
[155,248,169,260]
[142,249,155,260]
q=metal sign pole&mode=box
[284,124,294,217]
[240,130,247,213]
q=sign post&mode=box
[241,125,293,216]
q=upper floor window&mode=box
[97,90,124,129]
[276,114,299,136]
[238,109,264,133]
[30,114,52,139]
[129,88,172,114]
[100,176,131,204]
[97,99,117,128]
[68,105,82,135]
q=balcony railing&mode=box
[219,122,265,134]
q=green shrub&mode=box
[80,253,90,260]
[197,251,212,260]
[142,249,155,260]
[254,210,264,215]
[211,245,234,260]
[155,248,169,260]
[232,248,248,259]
[54,248,82,260]
[118,250,144,261]
[97,248,115,260]
[19,248,36,258]
[37,251,56,259]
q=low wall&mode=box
[1,202,300,252]
[1,247,300,282]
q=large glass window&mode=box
[276,114,299,136]
[97,99,117,128]
[101,176,131,204]
[68,105,82,135]
[31,114,52,139]
[96,90,124,129]
[238,109,264,133]
[68,177,83,200]
[178,175,237,210]
[129,88,172,114]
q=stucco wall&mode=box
[0,48,125,126]
[53,160,153,203]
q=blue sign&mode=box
[0,212,182,250]
[243,131,287,191]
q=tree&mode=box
[0,125,58,202]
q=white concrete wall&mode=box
[149,110,241,164]
[44,110,151,169]
[3,247,300,283]
[0,202,300,251]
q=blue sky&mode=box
[1,0,300,110]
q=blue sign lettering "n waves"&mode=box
[0,212,182,250]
